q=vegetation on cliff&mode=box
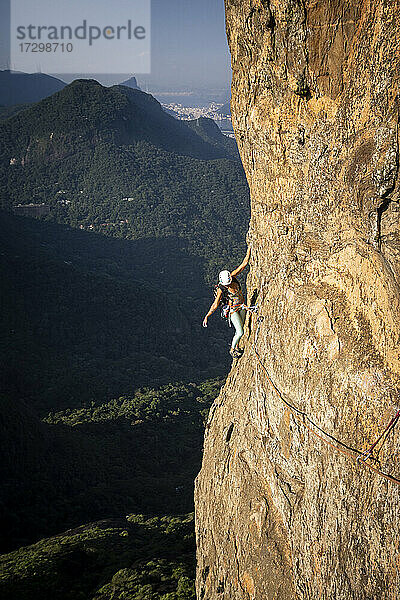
[0,513,196,600]
[1,379,222,553]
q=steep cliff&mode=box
[195,1,400,598]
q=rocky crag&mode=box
[195,1,400,598]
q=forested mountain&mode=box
[185,116,239,159]
[0,70,66,106]
[0,78,233,165]
[0,378,221,553]
[0,103,32,121]
[0,79,249,287]
[0,513,196,600]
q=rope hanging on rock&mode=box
[251,314,400,487]
[357,410,400,463]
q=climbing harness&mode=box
[214,277,253,325]
[251,313,400,487]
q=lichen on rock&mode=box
[195,1,400,598]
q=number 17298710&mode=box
[19,42,73,52]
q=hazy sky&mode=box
[0,0,231,89]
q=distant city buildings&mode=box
[162,102,231,123]
[162,102,234,137]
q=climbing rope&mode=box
[251,313,400,487]
[357,410,400,463]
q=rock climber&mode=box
[202,247,251,358]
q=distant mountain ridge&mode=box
[0,79,233,162]
[120,75,140,89]
[0,80,248,267]
[0,70,66,106]
[185,116,239,159]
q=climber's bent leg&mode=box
[230,309,246,350]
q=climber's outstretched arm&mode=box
[202,288,223,327]
[231,246,251,277]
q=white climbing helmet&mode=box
[219,270,232,286]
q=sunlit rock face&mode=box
[195,1,400,598]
